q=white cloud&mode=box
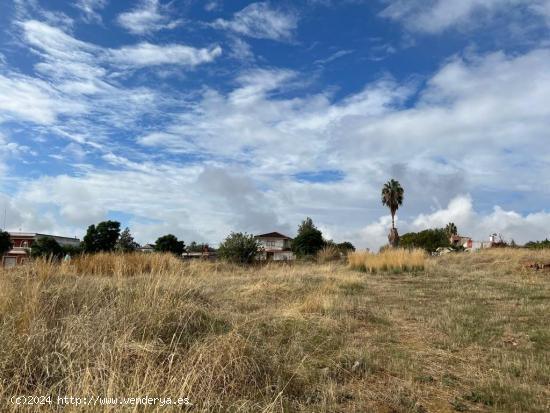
[381,0,550,33]
[107,42,222,68]
[4,14,550,249]
[0,73,85,124]
[117,0,183,35]
[75,0,108,24]
[212,2,298,41]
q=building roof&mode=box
[255,232,292,240]
[8,232,80,242]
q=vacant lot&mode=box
[0,250,549,412]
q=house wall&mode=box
[257,238,289,251]
[273,251,294,261]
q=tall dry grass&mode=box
[348,248,426,273]
[0,250,548,412]
[316,244,342,263]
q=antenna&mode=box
[2,204,6,230]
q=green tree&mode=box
[400,228,450,253]
[292,217,325,257]
[218,232,260,264]
[82,220,121,253]
[30,236,64,259]
[154,234,185,255]
[115,227,138,253]
[445,222,458,237]
[337,241,356,253]
[525,239,550,249]
[0,230,12,256]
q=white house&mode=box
[255,232,295,261]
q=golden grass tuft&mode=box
[348,248,427,273]
[65,252,183,277]
[316,244,342,263]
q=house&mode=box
[450,235,472,248]
[138,243,155,253]
[255,232,295,261]
[2,232,81,268]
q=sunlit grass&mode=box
[0,250,548,412]
[348,248,427,273]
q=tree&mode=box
[187,241,214,253]
[82,220,121,253]
[154,234,185,255]
[292,217,325,257]
[400,228,450,253]
[115,227,138,253]
[30,236,64,259]
[445,222,458,237]
[218,232,260,264]
[0,230,12,256]
[337,241,356,253]
[525,239,550,249]
[381,179,404,247]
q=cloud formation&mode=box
[212,2,298,41]
[117,0,183,35]
[381,0,550,33]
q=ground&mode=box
[0,250,549,412]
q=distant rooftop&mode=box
[255,232,292,240]
[9,232,80,241]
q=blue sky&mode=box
[1,0,550,248]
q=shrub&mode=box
[337,241,356,253]
[348,248,426,273]
[525,239,550,249]
[30,236,64,259]
[154,234,185,255]
[317,244,342,263]
[218,232,260,264]
[400,228,450,253]
[0,230,12,256]
[292,217,324,257]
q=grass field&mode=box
[0,249,549,412]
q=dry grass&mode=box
[0,249,549,412]
[348,248,427,273]
[317,245,342,263]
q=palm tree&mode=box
[381,179,404,247]
[381,179,404,230]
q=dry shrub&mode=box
[317,245,341,263]
[348,248,426,273]
[65,252,183,277]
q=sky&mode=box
[1,0,550,249]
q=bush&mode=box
[154,234,185,255]
[348,248,426,273]
[317,244,342,263]
[218,232,260,264]
[337,241,356,253]
[0,230,12,256]
[525,239,550,249]
[30,236,64,259]
[400,228,450,253]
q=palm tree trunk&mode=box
[391,212,395,230]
